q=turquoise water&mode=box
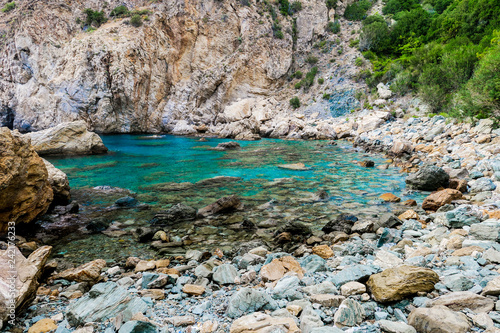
[45,135,424,263]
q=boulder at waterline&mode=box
[214,141,240,150]
[405,164,449,191]
[197,195,243,217]
[407,306,471,333]
[322,213,358,234]
[0,127,53,233]
[66,281,149,326]
[26,121,107,156]
[150,203,197,225]
[421,189,463,211]
[43,158,71,206]
[0,246,52,328]
[366,265,439,303]
[278,162,312,170]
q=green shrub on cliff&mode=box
[130,14,143,27]
[290,97,301,108]
[2,1,15,12]
[344,0,372,21]
[84,9,107,27]
[110,5,129,17]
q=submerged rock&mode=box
[405,164,449,191]
[197,195,242,217]
[0,127,53,233]
[27,121,107,156]
[278,162,312,171]
[214,141,240,150]
[150,203,197,225]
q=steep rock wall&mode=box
[0,0,328,133]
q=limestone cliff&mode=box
[0,0,337,136]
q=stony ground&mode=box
[4,114,500,333]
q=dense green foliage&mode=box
[357,0,500,121]
[1,1,15,12]
[328,20,341,33]
[295,67,319,89]
[344,0,372,21]
[84,9,107,27]
[130,14,143,27]
[290,97,301,108]
[110,5,129,17]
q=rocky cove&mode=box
[1,0,500,332]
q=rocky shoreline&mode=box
[1,114,499,333]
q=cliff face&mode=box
[0,0,331,134]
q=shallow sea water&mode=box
[45,135,425,263]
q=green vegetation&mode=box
[110,5,129,17]
[322,93,331,99]
[306,55,318,64]
[84,9,107,27]
[355,0,500,122]
[130,14,143,27]
[326,0,337,9]
[290,1,302,13]
[295,66,319,89]
[344,0,372,21]
[355,57,363,66]
[294,71,303,79]
[2,1,15,12]
[328,20,341,34]
[290,96,301,108]
[318,78,325,84]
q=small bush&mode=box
[2,1,15,12]
[130,14,143,27]
[349,39,359,48]
[291,1,302,13]
[294,71,303,79]
[326,0,337,9]
[110,5,129,17]
[294,82,302,89]
[318,78,325,84]
[84,9,107,27]
[306,55,318,64]
[323,93,331,99]
[328,20,340,34]
[355,57,363,66]
[275,30,284,39]
[290,97,301,108]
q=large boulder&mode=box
[0,246,52,328]
[0,127,53,233]
[366,265,439,303]
[421,189,463,211]
[408,306,471,333]
[43,159,70,206]
[405,165,449,191]
[26,121,108,156]
[66,281,149,326]
[54,259,107,283]
[226,288,278,318]
[197,195,243,217]
[428,291,494,313]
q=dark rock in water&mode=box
[372,213,402,232]
[134,227,156,243]
[315,189,330,200]
[197,195,242,217]
[196,176,241,187]
[359,160,375,167]
[150,203,197,225]
[406,164,449,191]
[278,221,312,236]
[66,282,148,326]
[241,219,257,230]
[119,321,157,333]
[66,202,79,214]
[114,196,138,207]
[322,213,358,234]
[86,220,108,234]
[215,141,240,150]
